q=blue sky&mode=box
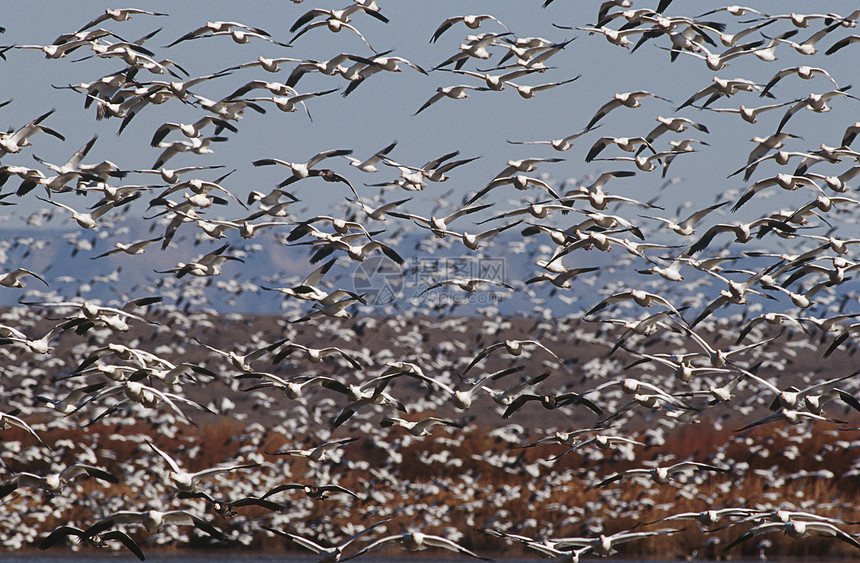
[3,1,857,231]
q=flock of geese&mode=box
[3,0,860,560]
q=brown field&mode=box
[3,312,860,560]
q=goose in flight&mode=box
[585,136,656,162]
[659,39,766,71]
[296,231,404,265]
[23,296,160,333]
[677,77,766,111]
[343,141,398,172]
[341,53,428,97]
[701,100,795,124]
[444,67,538,92]
[585,289,685,319]
[262,481,361,502]
[433,32,512,70]
[150,116,237,147]
[342,530,490,561]
[157,243,245,278]
[0,268,47,288]
[0,410,46,446]
[78,376,215,427]
[731,173,824,212]
[0,464,118,498]
[421,366,546,410]
[507,124,597,151]
[267,436,359,462]
[389,202,491,236]
[775,87,860,134]
[152,136,228,170]
[502,390,603,418]
[463,339,561,374]
[585,91,670,129]
[381,150,479,183]
[133,164,225,184]
[195,337,285,372]
[291,293,366,323]
[176,490,285,519]
[31,134,98,177]
[431,14,510,43]
[468,174,560,204]
[237,372,351,401]
[263,519,390,562]
[506,75,581,98]
[260,258,339,302]
[525,265,600,289]
[244,88,339,119]
[290,19,378,52]
[690,267,780,327]
[735,409,846,432]
[551,434,645,460]
[146,439,258,493]
[641,201,727,237]
[566,25,648,49]
[272,340,362,369]
[0,108,65,155]
[483,528,591,560]
[414,85,490,115]
[644,116,709,144]
[81,509,226,542]
[76,8,167,33]
[516,427,598,449]
[39,526,144,560]
[760,65,839,97]
[380,415,467,436]
[553,528,681,558]
[825,34,860,55]
[253,148,353,184]
[440,221,524,251]
[764,22,841,55]
[91,236,163,259]
[289,4,389,34]
[722,519,860,553]
[590,461,728,489]
[166,21,273,47]
[36,194,138,230]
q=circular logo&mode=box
[352,256,404,306]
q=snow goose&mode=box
[722,519,860,553]
[146,439,258,493]
[463,339,561,374]
[177,490,285,519]
[263,519,389,562]
[77,8,167,33]
[0,268,47,288]
[389,202,490,236]
[267,436,359,462]
[380,415,467,436]
[82,509,226,541]
[342,530,489,561]
[39,526,144,560]
[0,464,118,498]
[585,91,670,129]
[0,410,47,446]
[0,108,65,155]
[431,14,509,43]
[589,461,728,489]
[166,21,273,47]
[343,141,398,173]
[413,85,489,115]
